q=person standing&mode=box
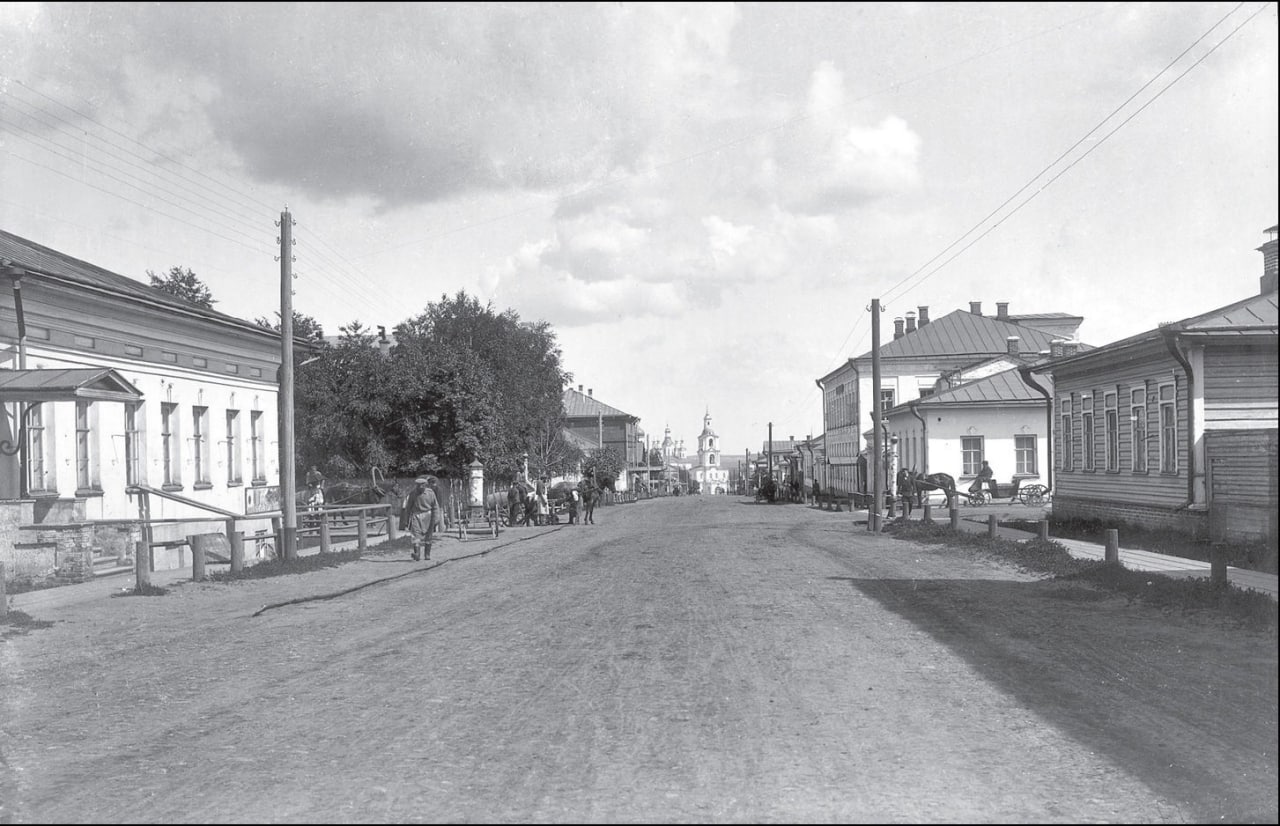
[405,476,440,562]
[535,479,549,527]
[567,488,580,525]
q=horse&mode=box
[507,481,534,526]
[910,471,958,507]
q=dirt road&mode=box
[2,495,1276,823]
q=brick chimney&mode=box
[1050,339,1066,359]
[578,385,584,392]
[1260,224,1278,294]
[588,388,593,396]
[918,306,930,326]
[893,317,905,339]
[1006,336,1020,355]
[1062,342,1080,357]
[996,302,1009,320]
[969,301,982,316]
[905,311,917,333]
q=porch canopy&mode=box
[0,368,143,403]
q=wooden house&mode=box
[1035,226,1278,543]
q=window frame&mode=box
[1159,382,1178,473]
[1015,434,1037,476]
[1129,387,1147,473]
[961,435,984,477]
[1104,391,1119,472]
[1082,393,1095,472]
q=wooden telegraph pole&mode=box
[278,209,298,560]
[870,299,882,532]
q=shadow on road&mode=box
[828,575,1278,824]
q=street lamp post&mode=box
[522,451,529,483]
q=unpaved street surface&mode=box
[2,496,1276,823]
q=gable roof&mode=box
[1045,290,1278,370]
[0,229,278,338]
[855,309,1066,361]
[905,367,1045,409]
[562,386,637,421]
[0,367,143,403]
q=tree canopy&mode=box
[295,292,572,485]
[254,310,326,342]
[147,266,216,308]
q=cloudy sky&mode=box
[2,2,1276,454]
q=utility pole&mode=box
[870,298,882,532]
[767,423,773,488]
[278,209,298,560]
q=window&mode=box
[961,436,983,476]
[1129,388,1147,473]
[1015,435,1036,475]
[879,389,896,413]
[1060,397,1073,471]
[26,403,51,492]
[226,410,242,484]
[75,401,99,491]
[1159,382,1178,473]
[161,402,179,487]
[192,406,210,485]
[1104,391,1118,472]
[250,410,264,481]
[124,402,143,486]
[1082,394,1095,471]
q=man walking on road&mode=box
[405,476,440,561]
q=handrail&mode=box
[126,483,243,518]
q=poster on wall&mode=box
[245,485,281,515]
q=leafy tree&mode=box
[528,418,585,481]
[147,265,216,308]
[254,310,326,342]
[581,447,624,489]
[393,291,570,483]
[294,322,397,479]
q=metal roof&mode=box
[0,368,142,403]
[561,387,636,421]
[0,229,277,336]
[909,367,1044,407]
[856,309,1063,361]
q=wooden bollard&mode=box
[1105,529,1119,564]
[988,514,998,538]
[1,561,7,619]
[1210,544,1228,585]
[189,536,206,581]
[134,539,151,590]
[949,506,960,530]
[922,500,932,523]
[357,511,368,553]
[230,530,244,573]
[1038,519,1050,541]
[386,505,399,541]
[271,516,282,554]
[319,515,331,553]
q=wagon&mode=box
[964,479,1050,507]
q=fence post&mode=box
[1,562,7,619]
[271,516,282,555]
[229,529,244,574]
[949,505,960,530]
[988,514,997,538]
[386,504,399,541]
[1105,529,1119,564]
[922,500,932,523]
[1210,544,1228,585]
[134,539,150,589]
[357,510,368,553]
[319,513,331,553]
[189,536,206,581]
[1038,519,1050,541]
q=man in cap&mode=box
[405,476,440,562]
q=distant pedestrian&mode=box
[535,479,549,526]
[811,479,821,505]
[404,476,440,562]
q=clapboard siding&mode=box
[1053,343,1185,504]
[1203,345,1279,429]
[1206,429,1279,543]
